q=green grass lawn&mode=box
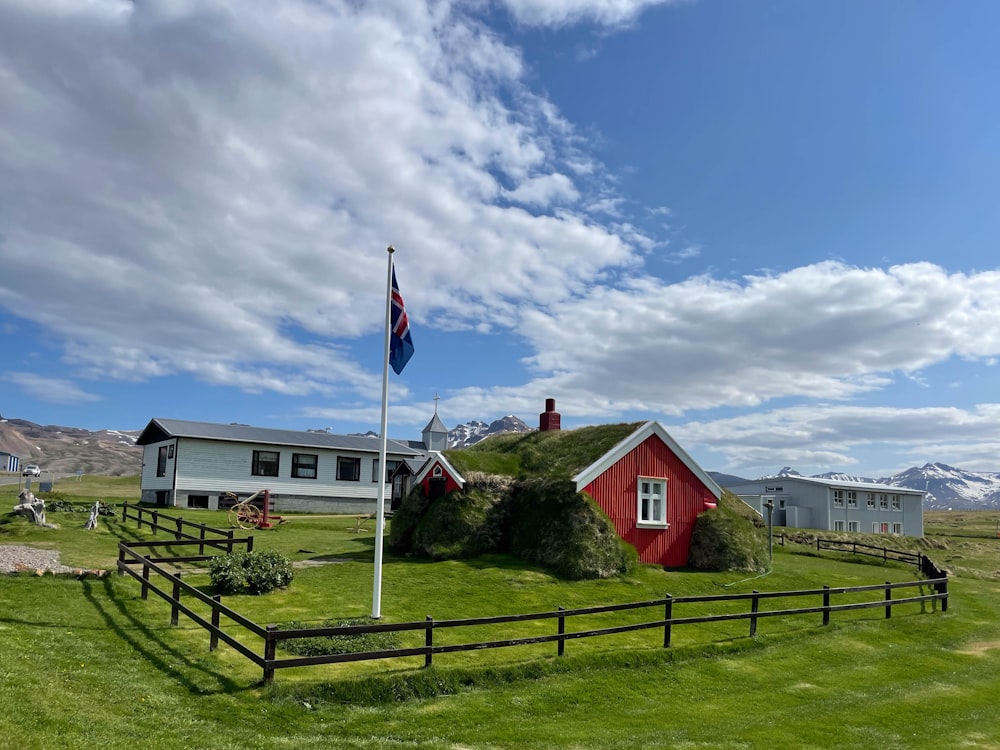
[2,485,1000,748]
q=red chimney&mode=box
[539,398,561,432]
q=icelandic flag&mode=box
[389,268,414,374]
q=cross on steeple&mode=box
[433,391,440,414]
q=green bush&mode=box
[208,550,294,595]
[687,490,768,572]
[275,618,400,657]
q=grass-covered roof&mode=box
[444,422,644,480]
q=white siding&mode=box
[141,440,176,491]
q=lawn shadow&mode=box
[80,575,253,695]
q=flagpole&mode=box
[372,245,395,619]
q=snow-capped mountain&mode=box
[881,463,1000,510]
[448,415,533,448]
[739,463,1000,509]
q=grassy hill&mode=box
[2,480,999,749]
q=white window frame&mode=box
[833,489,844,507]
[833,520,845,532]
[891,495,901,511]
[879,494,889,510]
[637,476,668,528]
[848,521,859,533]
[892,523,903,535]
[866,494,876,509]
[848,493,858,508]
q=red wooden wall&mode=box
[581,435,716,567]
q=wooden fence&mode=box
[816,538,922,566]
[120,502,249,556]
[117,533,949,685]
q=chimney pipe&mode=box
[539,398,561,432]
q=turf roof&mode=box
[445,422,644,480]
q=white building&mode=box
[136,418,427,514]
[729,475,925,537]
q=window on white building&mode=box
[834,520,845,532]
[891,495,901,511]
[866,494,876,509]
[892,523,903,535]
[848,521,859,533]
[879,494,889,510]
[848,493,858,508]
[336,456,360,482]
[833,490,844,507]
[292,453,318,479]
[252,450,279,477]
[637,477,668,527]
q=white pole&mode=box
[372,245,395,619]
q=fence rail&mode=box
[121,502,247,556]
[816,538,930,568]
[118,531,949,685]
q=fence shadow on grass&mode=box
[82,575,251,696]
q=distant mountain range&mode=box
[447,415,534,448]
[711,463,1000,510]
[0,416,141,476]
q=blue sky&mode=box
[2,0,999,479]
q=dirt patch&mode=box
[956,641,1000,657]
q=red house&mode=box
[573,421,722,567]
[414,452,466,500]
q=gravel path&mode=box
[0,545,78,574]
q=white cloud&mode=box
[0,0,639,397]
[668,403,1000,476]
[498,0,684,28]
[3,372,102,405]
[517,262,1000,413]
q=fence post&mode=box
[263,624,277,685]
[822,585,831,626]
[939,578,949,612]
[199,526,206,556]
[170,572,182,625]
[152,510,159,535]
[175,517,183,541]
[750,590,760,637]
[557,607,566,657]
[141,564,150,600]
[210,595,221,651]
[117,545,126,576]
[121,501,128,523]
[424,616,433,668]
[247,535,254,553]
[884,581,892,619]
[227,529,234,553]
[664,594,673,648]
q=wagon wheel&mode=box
[235,503,263,530]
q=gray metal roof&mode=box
[137,418,421,456]
[422,412,448,435]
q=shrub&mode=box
[209,550,294,595]
[688,490,768,572]
[275,618,401,657]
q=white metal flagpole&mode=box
[372,245,395,619]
